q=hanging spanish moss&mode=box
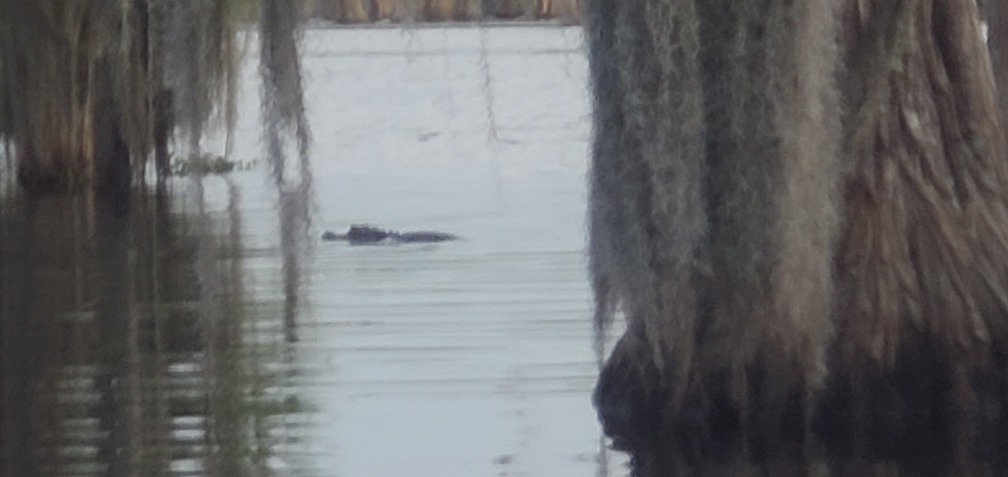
[260,0,315,340]
[590,0,1008,462]
[0,0,243,196]
[162,0,241,160]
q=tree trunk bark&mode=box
[986,0,1008,127]
[454,0,482,20]
[373,0,393,20]
[340,0,370,23]
[829,0,1008,438]
[424,0,448,20]
[536,0,580,22]
[590,0,1008,457]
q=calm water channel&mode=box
[0,25,625,477]
[3,24,1005,477]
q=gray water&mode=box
[0,26,630,477]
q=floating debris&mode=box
[171,154,242,176]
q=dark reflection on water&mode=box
[621,439,1008,477]
[1,188,305,476]
[598,387,1008,477]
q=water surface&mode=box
[1,25,629,477]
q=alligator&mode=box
[321,225,458,245]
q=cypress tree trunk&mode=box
[373,0,393,20]
[341,0,371,23]
[2,0,238,195]
[4,2,96,193]
[453,0,482,20]
[424,0,454,21]
[535,0,580,22]
[589,0,1008,458]
[827,0,1008,442]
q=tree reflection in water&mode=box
[0,185,307,476]
[618,435,1008,477]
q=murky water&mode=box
[0,26,631,477]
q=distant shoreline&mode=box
[302,19,581,30]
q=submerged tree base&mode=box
[613,423,1008,477]
[597,332,1008,465]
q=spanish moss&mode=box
[0,0,244,195]
[259,0,315,340]
[162,0,241,159]
[590,0,1008,465]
